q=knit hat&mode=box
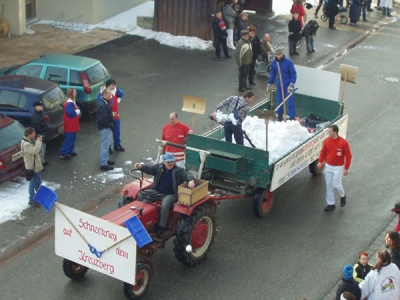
[241,29,249,36]
[33,101,43,107]
[342,264,353,280]
[162,152,175,162]
[275,47,284,55]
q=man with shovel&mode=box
[210,90,255,145]
[267,47,297,121]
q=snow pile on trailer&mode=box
[242,117,312,162]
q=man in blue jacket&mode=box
[267,47,297,121]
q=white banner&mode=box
[270,114,348,191]
[55,203,137,284]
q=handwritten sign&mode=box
[55,203,137,284]
[270,114,348,191]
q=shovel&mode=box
[181,94,206,132]
[256,88,297,151]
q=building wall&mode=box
[36,0,149,24]
[0,0,25,36]
[154,0,217,40]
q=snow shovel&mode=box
[256,88,297,151]
[338,64,358,116]
[181,94,206,132]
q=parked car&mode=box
[0,115,25,185]
[0,54,111,114]
[0,75,65,141]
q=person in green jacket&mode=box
[235,29,253,92]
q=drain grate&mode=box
[384,76,400,83]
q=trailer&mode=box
[184,65,348,217]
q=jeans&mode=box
[323,163,345,205]
[224,122,244,145]
[362,2,367,19]
[289,39,298,54]
[113,118,121,148]
[306,36,314,51]
[226,29,234,47]
[29,172,42,204]
[100,128,112,166]
[60,132,77,155]
[382,7,391,16]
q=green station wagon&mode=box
[0,54,111,114]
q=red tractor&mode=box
[62,169,222,299]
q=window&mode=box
[14,65,43,78]
[0,90,28,109]
[44,67,68,85]
[86,63,109,84]
[41,86,65,109]
[70,70,82,86]
[0,121,25,151]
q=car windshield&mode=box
[86,62,109,85]
[40,86,66,109]
[0,120,25,151]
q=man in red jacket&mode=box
[161,112,192,168]
[317,124,352,212]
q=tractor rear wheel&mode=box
[309,159,323,175]
[123,262,152,299]
[173,204,217,266]
[63,259,88,280]
[253,186,274,218]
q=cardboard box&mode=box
[178,179,209,206]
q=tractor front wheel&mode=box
[253,186,274,218]
[123,262,152,299]
[173,204,217,266]
[63,259,88,280]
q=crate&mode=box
[178,179,209,206]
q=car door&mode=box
[43,66,69,95]
[0,89,31,127]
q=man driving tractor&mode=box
[134,152,195,237]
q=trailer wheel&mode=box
[173,204,217,266]
[320,14,327,22]
[63,259,88,280]
[340,15,348,24]
[253,187,274,218]
[123,262,152,299]
[309,160,323,175]
[118,196,133,208]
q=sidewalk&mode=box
[323,215,399,299]
[0,24,123,69]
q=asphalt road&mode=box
[1,8,400,300]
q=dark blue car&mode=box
[0,76,66,141]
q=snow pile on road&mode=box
[0,162,130,225]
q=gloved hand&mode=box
[267,84,273,92]
[288,83,295,93]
